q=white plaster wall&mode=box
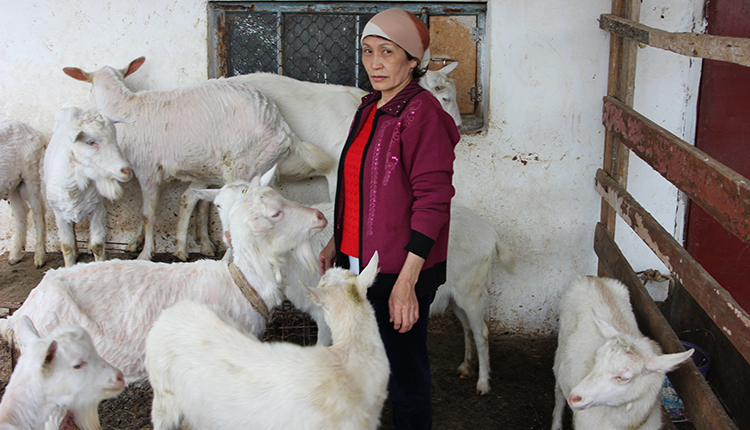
[0,0,211,255]
[0,0,704,335]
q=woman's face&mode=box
[362,36,418,102]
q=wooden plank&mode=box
[600,14,750,68]
[602,95,750,244]
[595,168,750,365]
[594,222,739,430]
[598,0,640,276]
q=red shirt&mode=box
[340,107,376,257]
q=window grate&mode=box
[210,2,487,130]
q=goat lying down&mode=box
[63,56,333,262]
[0,316,124,430]
[0,167,326,384]
[552,276,694,430]
[0,117,47,268]
[146,253,388,430]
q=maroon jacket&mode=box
[333,80,460,299]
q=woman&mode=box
[319,8,460,429]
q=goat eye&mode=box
[614,375,631,382]
[86,140,97,146]
[271,211,281,218]
[242,189,248,194]
[434,86,445,92]
[73,361,87,369]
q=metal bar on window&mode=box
[276,11,283,74]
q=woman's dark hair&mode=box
[407,52,427,79]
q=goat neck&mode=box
[90,67,134,117]
[0,361,56,430]
[229,238,285,316]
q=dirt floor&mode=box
[0,251,696,429]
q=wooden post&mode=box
[598,0,641,276]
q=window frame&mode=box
[207,1,487,133]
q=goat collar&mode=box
[228,261,272,323]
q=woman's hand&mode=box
[389,252,425,333]
[319,237,337,275]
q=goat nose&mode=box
[121,168,133,179]
[568,394,582,404]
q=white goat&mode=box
[214,198,513,395]
[44,107,133,267]
[0,118,47,268]
[230,62,461,200]
[63,56,333,261]
[551,276,694,430]
[430,205,514,395]
[0,316,124,430]
[0,167,326,383]
[145,253,388,430]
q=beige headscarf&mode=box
[361,8,430,62]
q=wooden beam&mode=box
[595,168,750,365]
[600,14,750,68]
[602,95,750,244]
[598,0,640,276]
[594,222,739,430]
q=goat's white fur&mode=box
[63,56,333,262]
[0,118,47,268]
[0,316,124,430]
[145,253,388,430]
[0,167,326,383]
[230,63,461,201]
[217,198,513,395]
[551,276,694,430]
[44,107,133,267]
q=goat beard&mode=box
[73,406,102,430]
[95,176,124,200]
[293,239,317,275]
[54,407,101,430]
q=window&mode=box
[209,2,487,132]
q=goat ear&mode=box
[357,251,379,292]
[63,67,91,82]
[301,281,325,306]
[248,215,273,234]
[420,48,431,70]
[104,115,135,124]
[123,57,146,78]
[438,62,458,75]
[185,188,220,203]
[17,316,41,347]
[260,165,277,187]
[592,310,621,339]
[42,340,58,373]
[645,349,694,373]
[70,129,85,143]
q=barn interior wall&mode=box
[0,0,704,335]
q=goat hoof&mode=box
[34,255,46,268]
[173,250,188,262]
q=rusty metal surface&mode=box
[429,15,477,114]
[594,221,740,430]
[602,95,750,244]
